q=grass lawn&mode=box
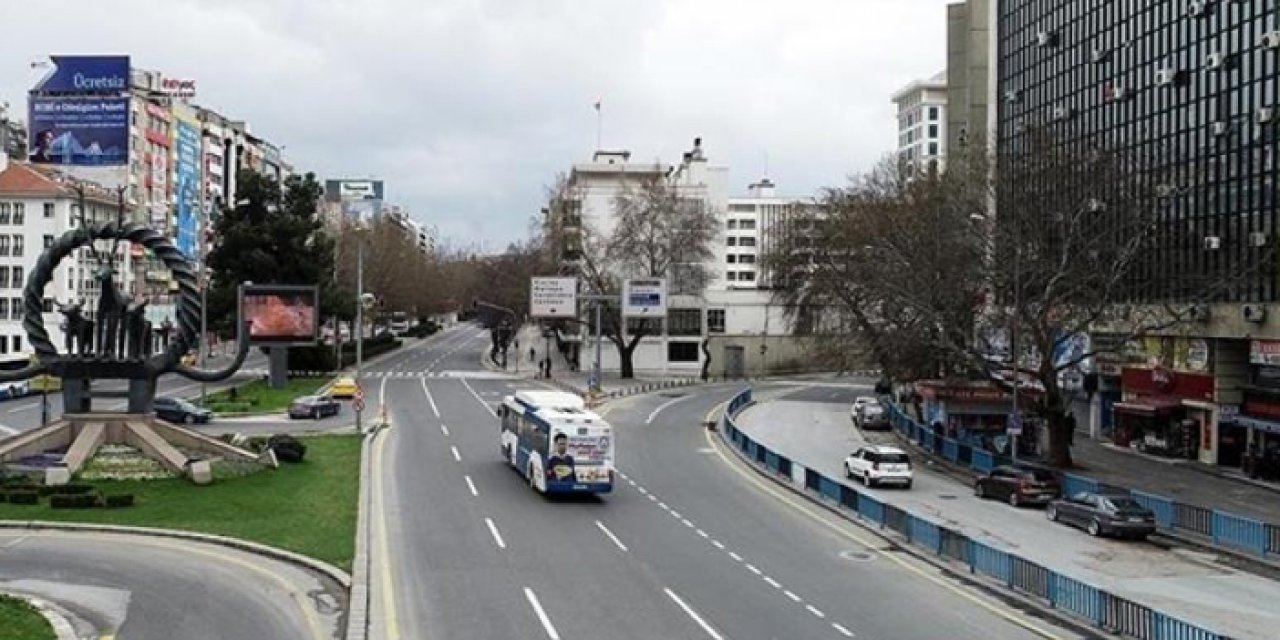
[0,595,54,640]
[199,376,327,414]
[0,435,361,571]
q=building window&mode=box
[727,220,738,230]
[12,204,23,225]
[0,267,9,289]
[0,336,7,354]
[928,106,938,120]
[667,309,702,337]
[0,203,9,225]
[726,272,737,281]
[739,237,757,247]
[707,309,726,334]
[928,143,939,156]
[43,235,54,249]
[43,203,54,218]
[740,271,756,281]
[726,237,737,247]
[727,255,737,264]
[667,341,699,363]
[739,254,757,264]
[10,299,20,321]
[13,336,21,352]
[12,236,23,257]
[0,236,10,256]
[12,267,22,289]
[739,220,756,230]
[625,317,661,335]
[41,298,52,314]
[929,125,939,138]
[0,299,9,321]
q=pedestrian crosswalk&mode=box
[238,368,516,381]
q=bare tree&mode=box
[767,132,1263,467]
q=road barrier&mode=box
[884,402,1280,561]
[723,388,1229,640]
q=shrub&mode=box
[268,434,307,463]
[50,483,96,496]
[6,491,39,505]
[104,494,135,508]
[50,493,101,509]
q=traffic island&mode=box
[0,433,361,570]
[0,593,55,640]
[200,376,329,415]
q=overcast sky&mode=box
[2,0,952,252]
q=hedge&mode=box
[50,493,102,509]
[6,491,39,505]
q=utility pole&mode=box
[1010,217,1021,465]
[198,212,208,406]
[355,238,364,434]
[593,299,603,392]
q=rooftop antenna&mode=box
[593,98,603,151]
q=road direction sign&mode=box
[530,277,577,318]
[622,278,667,317]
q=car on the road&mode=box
[856,402,889,430]
[329,376,359,399]
[1047,491,1157,540]
[0,380,29,400]
[289,395,341,420]
[974,464,1061,507]
[153,397,213,425]
[844,444,913,488]
[851,396,882,423]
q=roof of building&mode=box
[0,161,118,205]
[890,70,949,104]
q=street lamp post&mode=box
[355,238,364,434]
[1009,217,1022,464]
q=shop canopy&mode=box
[1228,414,1280,435]
[1113,395,1184,416]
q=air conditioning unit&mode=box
[1251,231,1270,247]
[1212,121,1230,136]
[1259,107,1275,124]
[1156,68,1176,86]
[1262,30,1280,50]
[1206,52,1224,69]
[1243,304,1267,323]
[1037,31,1057,47]
[1188,1,1207,17]
[1204,235,1222,250]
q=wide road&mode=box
[365,324,1086,640]
[0,528,345,639]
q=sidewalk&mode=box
[735,392,1280,640]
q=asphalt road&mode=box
[737,391,1280,639]
[0,529,345,639]
[363,324,1086,640]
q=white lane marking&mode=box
[647,494,658,502]
[763,576,781,589]
[485,517,506,549]
[460,376,496,417]
[832,622,855,637]
[695,529,709,538]
[658,502,669,510]
[465,475,478,497]
[6,403,38,413]
[594,520,629,552]
[728,552,743,562]
[379,376,388,406]
[806,605,826,619]
[711,540,725,550]
[664,588,725,640]
[646,394,691,424]
[626,478,636,486]
[441,424,450,436]
[451,445,461,462]
[745,563,761,576]
[636,485,646,494]
[420,377,441,418]
[682,519,695,529]
[524,588,561,640]
[783,590,801,603]
[0,422,17,435]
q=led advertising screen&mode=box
[241,285,319,345]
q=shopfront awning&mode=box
[1114,395,1184,415]
[1228,414,1280,435]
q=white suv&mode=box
[844,445,913,489]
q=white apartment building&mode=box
[0,158,132,366]
[891,70,948,169]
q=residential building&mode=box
[945,0,991,153]
[995,0,1279,467]
[0,106,24,161]
[0,159,132,365]
[891,71,948,169]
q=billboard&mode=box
[623,278,667,317]
[173,110,201,259]
[33,55,130,94]
[241,285,319,345]
[324,179,384,202]
[530,277,577,318]
[27,96,129,166]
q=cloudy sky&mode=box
[2,0,952,251]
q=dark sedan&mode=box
[152,397,213,425]
[289,395,340,420]
[1047,491,1157,540]
[974,465,1061,507]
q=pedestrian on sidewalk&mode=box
[529,347,536,364]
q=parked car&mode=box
[330,376,359,399]
[0,380,29,400]
[289,395,341,420]
[850,396,881,422]
[153,397,213,425]
[844,444,913,488]
[1047,491,1157,540]
[974,464,1061,507]
[857,403,889,430]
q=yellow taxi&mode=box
[181,351,198,367]
[330,376,359,399]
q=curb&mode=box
[709,420,1110,640]
[0,520,352,591]
[344,429,377,640]
[0,591,78,640]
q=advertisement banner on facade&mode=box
[324,179,384,202]
[27,96,129,166]
[530,277,577,318]
[1250,340,1280,366]
[33,55,130,94]
[173,112,201,259]
[622,278,667,318]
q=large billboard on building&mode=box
[32,55,130,94]
[324,179,384,220]
[27,96,129,166]
[173,106,201,260]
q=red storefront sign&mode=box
[1120,367,1214,402]
[1250,340,1280,365]
[1243,399,1280,419]
[914,381,1013,403]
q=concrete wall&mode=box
[946,0,990,153]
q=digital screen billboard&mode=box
[173,114,201,259]
[27,96,129,166]
[241,285,319,345]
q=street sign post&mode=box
[622,278,668,317]
[530,277,577,318]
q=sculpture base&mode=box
[0,414,276,485]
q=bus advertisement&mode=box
[499,390,614,494]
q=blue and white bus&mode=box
[498,390,614,494]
